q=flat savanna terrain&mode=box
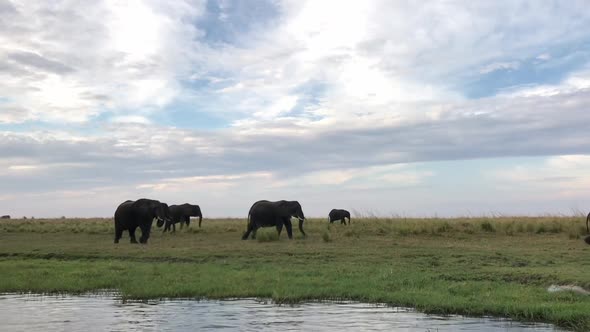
[0,217,589,330]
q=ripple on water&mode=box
[0,294,567,332]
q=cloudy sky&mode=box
[1,0,590,218]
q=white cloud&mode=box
[2,1,590,217]
[490,155,590,198]
[479,61,520,74]
[198,1,590,133]
[0,0,206,123]
[136,172,273,192]
[7,165,39,171]
[499,67,590,97]
[253,95,299,119]
[110,115,152,125]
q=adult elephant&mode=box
[0,215,10,219]
[163,203,203,232]
[114,199,170,244]
[328,209,351,225]
[242,200,306,240]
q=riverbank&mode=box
[0,217,589,330]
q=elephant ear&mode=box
[149,201,163,215]
[161,203,170,214]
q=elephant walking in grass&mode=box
[242,200,306,240]
[114,199,170,244]
[164,204,203,232]
[329,209,351,225]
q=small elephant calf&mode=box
[328,209,351,225]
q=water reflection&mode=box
[0,294,566,331]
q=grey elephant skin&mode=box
[329,209,351,225]
[164,203,203,232]
[242,200,306,240]
[114,199,170,244]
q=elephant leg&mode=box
[284,219,293,239]
[251,226,258,239]
[242,223,254,240]
[172,222,176,233]
[276,223,284,237]
[114,226,123,244]
[129,226,138,244]
[298,218,306,238]
[139,224,150,244]
[341,218,346,225]
[163,221,169,232]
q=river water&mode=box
[0,294,566,331]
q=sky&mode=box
[1,0,590,218]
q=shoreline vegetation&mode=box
[0,216,589,330]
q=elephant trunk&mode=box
[298,218,306,237]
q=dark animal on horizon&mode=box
[163,203,203,232]
[242,200,306,240]
[328,209,351,225]
[114,199,170,244]
[0,215,10,219]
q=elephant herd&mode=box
[114,199,202,244]
[113,199,590,245]
[113,198,351,244]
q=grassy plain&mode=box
[0,216,589,330]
